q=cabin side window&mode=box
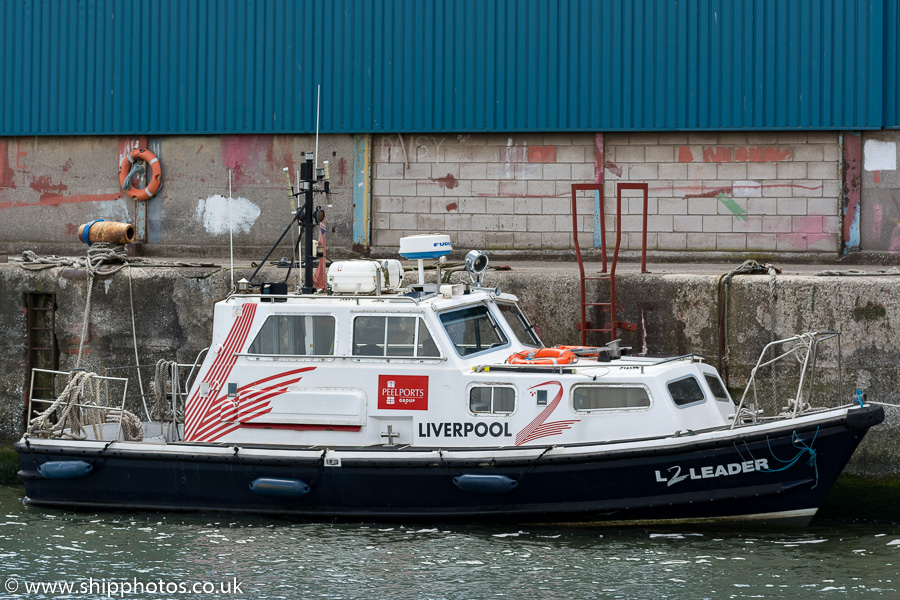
[704,373,733,404]
[352,316,440,358]
[247,315,335,355]
[667,376,706,406]
[439,305,509,357]
[572,384,651,411]
[497,303,542,347]
[469,386,516,414]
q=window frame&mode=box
[245,313,337,357]
[351,314,443,359]
[570,383,653,413]
[666,375,707,408]
[703,372,733,404]
[437,303,510,358]
[496,301,542,348]
[467,384,517,416]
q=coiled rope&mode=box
[26,370,144,441]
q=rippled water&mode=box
[1,485,899,599]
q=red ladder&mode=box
[570,182,648,345]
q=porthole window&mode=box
[572,385,651,411]
[667,376,706,406]
[469,386,516,414]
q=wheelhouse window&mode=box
[352,316,440,358]
[704,373,732,403]
[247,315,335,355]
[667,376,706,406]
[572,384,651,411]
[439,305,508,357]
[469,386,516,414]
[497,303,542,347]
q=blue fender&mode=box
[38,461,94,480]
[453,474,518,495]
[249,477,311,498]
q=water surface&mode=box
[1,486,898,599]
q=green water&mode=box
[0,485,898,600]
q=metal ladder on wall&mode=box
[24,293,59,421]
[570,182,649,345]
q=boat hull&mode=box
[15,406,883,525]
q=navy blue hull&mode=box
[16,406,883,525]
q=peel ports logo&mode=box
[378,375,429,410]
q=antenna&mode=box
[228,168,234,291]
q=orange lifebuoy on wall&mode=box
[507,348,577,366]
[118,148,162,201]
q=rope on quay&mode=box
[814,268,900,277]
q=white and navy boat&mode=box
[15,159,883,525]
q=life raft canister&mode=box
[118,148,162,201]
[506,347,577,366]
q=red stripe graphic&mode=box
[515,381,580,446]
[190,367,317,443]
[185,304,257,439]
[190,373,310,439]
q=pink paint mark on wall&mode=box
[871,205,883,240]
[528,146,557,163]
[222,135,275,189]
[677,146,694,162]
[792,216,824,234]
[337,157,348,186]
[890,225,900,252]
[65,223,78,235]
[445,202,458,212]
[703,147,733,163]
[594,133,604,184]
[683,186,734,199]
[604,161,623,177]
[30,176,68,202]
[431,174,459,189]
[16,140,28,171]
[874,171,881,184]
[0,141,15,189]
[61,158,74,173]
[733,146,793,162]
[0,192,121,210]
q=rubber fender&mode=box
[38,460,93,480]
[77,220,135,245]
[453,474,518,495]
[249,477,311,498]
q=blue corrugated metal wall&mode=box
[0,0,895,134]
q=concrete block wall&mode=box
[603,132,842,254]
[371,133,600,252]
[371,131,843,256]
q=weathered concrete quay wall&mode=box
[0,261,897,478]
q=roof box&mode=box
[399,234,452,260]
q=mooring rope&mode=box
[717,260,780,388]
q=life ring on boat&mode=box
[507,348,577,366]
[118,148,162,201]
[554,345,606,359]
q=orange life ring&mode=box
[554,345,606,359]
[507,348,577,366]
[118,148,162,201]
